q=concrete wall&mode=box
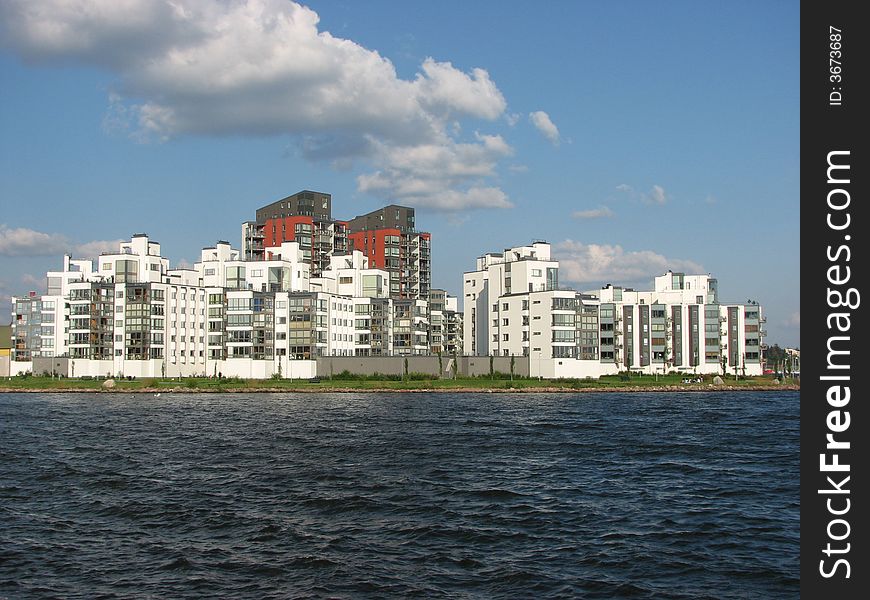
[8,355,761,380]
[25,357,317,380]
[316,355,531,378]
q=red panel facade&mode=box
[264,216,313,248]
[348,228,400,269]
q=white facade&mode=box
[463,242,558,358]
[463,243,766,379]
[10,234,405,378]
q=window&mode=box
[552,330,575,342]
[502,318,509,326]
[552,314,575,326]
[205,268,216,276]
[227,266,246,289]
[553,346,575,358]
[115,260,138,283]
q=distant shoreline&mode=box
[0,384,800,394]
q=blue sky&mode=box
[0,0,799,347]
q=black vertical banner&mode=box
[801,2,867,597]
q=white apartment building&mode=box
[10,234,403,379]
[463,242,765,378]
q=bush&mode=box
[473,370,515,380]
[327,370,439,382]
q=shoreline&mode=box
[0,384,800,394]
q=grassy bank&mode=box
[0,373,799,393]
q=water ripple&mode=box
[0,391,798,598]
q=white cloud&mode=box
[0,0,525,211]
[357,133,514,210]
[0,224,70,256]
[0,224,121,258]
[76,239,125,257]
[615,183,668,205]
[572,206,614,220]
[554,239,704,285]
[529,110,560,145]
[785,311,800,327]
[644,184,668,205]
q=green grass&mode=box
[0,373,796,392]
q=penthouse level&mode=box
[242,190,431,299]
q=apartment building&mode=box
[241,190,350,276]
[463,242,765,378]
[242,192,431,301]
[10,234,400,379]
[428,288,462,356]
[346,205,431,300]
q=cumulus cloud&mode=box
[572,206,614,220]
[615,183,668,205]
[529,110,560,145]
[0,224,121,258]
[357,133,514,210]
[554,239,704,285]
[0,0,526,211]
[785,311,800,327]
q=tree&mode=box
[510,355,515,381]
[437,350,443,377]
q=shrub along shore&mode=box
[1,372,799,393]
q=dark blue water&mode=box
[0,391,798,599]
